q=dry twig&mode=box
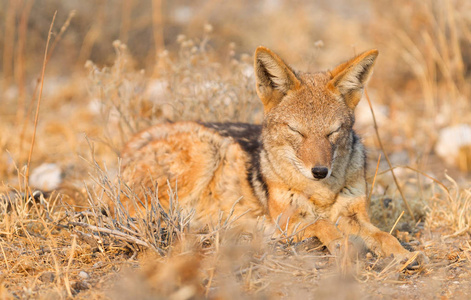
[364,89,415,221]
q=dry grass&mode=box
[1,0,471,298]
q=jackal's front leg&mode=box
[334,195,428,264]
[272,214,366,262]
[274,215,349,255]
[268,196,348,255]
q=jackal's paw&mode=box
[395,251,429,269]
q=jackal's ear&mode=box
[254,46,301,112]
[327,49,378,109]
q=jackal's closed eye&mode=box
[287,124,305,137]
[327,126,342,138]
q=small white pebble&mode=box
[436,124,471,166]
[29,163,62,191]
[79,271,90,279]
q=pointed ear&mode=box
[254,46,301,112]
[327,49,378,109]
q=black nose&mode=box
[311,166,329,179]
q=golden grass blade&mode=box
[64,235,77,298]
[389,210,405,235]
[19,10,75,166]
[365,88,415,222]
[25,11,57,184]
[398,251,419,273]
[367,153,381,206]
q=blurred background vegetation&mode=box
[1,0,470,158]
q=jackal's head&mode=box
[254,46,377,182]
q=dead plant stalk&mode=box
[19,10,74,165]
[25,11,57,183]
[364,88,415,221]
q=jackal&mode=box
[119,47,425,262]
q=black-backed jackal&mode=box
[118,47,426,264]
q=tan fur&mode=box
[117,47,426,263]
[117,122,265,228]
